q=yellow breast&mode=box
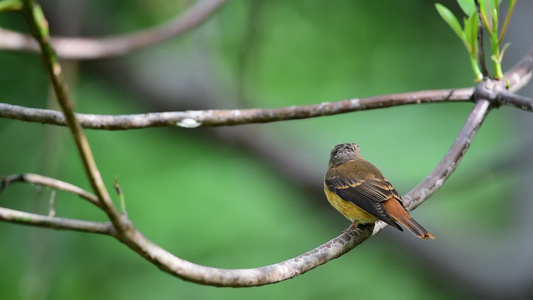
[324,184,377,224]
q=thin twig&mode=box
[476,0,489,78]
[0,0,229,59]
[0,88,474,129]
[0,207,114,234]
[498,0,516,43]
[48,189,56,217]
[0,173,102,208]
[22,1,121,226]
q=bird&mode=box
[324,143,434,240]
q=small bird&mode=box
[324,143,434,240]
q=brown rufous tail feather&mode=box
[383,199,435,240]
[395,215,435,240]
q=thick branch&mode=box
[0,88,473,129]
[0,0,229,59]
[0,173,101,208]
[497,91,533,112]
[117,222,374,287]
[0,207,113,234]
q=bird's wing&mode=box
[325,173,403,231]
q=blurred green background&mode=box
[1,0,533,299]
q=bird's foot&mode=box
[342,222,359,233]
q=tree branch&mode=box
[0,88,473,129]
[404,98,491,210]
[497,91,533,112]
[0,0,229,59]
[2,47,532,130]
[0,173,102,208]
[0,207,113,234]
[118,223,375,287]
[372,93,490,240]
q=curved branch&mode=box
[0,173,102,208]
[117,222,374,287]
[406,99,491,209]
[0,83,496,287]
[0,88,473,129]
[0,172,370,286]
[109,92,492,287]
[0,207,113,234]
[0,0,229,59]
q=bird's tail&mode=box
[395,215,435,240]
[383,199,435,240]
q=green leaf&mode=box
[490,0,501,25]
[464,11,479,55]
[499,42,511,61]
[435,4,466,44]
[491,0,503,11]
[457,0,477,16]
[481,0,502,23]
[0,0,23,12]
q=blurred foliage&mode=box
[0,0,523,299]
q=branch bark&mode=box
[0,0,230,59]
[0,207,113,234]
[1,173,101,208]
[0,88,473,129]
[498,91,533,112]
